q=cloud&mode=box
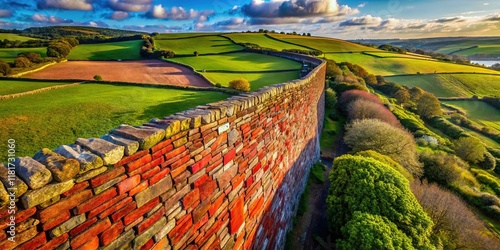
[339,15,382,26]
[240,0,357,25]
[37,0,93,11]
[433,17,465,23]
[0,9,13,18]
[484,13,500,21]
[103,11,130,20]
[107,0,152,12]
[194,18,246,31]
[31,13,73,23]
[357,3,366,8]
[123,24,183,33]
[144,4,215,21]
[227,5,240,15]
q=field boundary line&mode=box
[385,72,500,77]
[200,69,300,73]
[11,59,67,77]
[0,81,82,100]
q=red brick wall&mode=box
[0,60,325,250]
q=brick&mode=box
[51,214,86,237]
[152,145,172,159]
[93,175,126,195]
[151,139,172,153]
[168,214,193,245]
[129,163,152,177]
[209,194,226,217]
[111,125,165,150]
[11,207,36,225]
[193,199,211,223]
[129,181,148,196]
[142,166,160,180]
[76,138,124,165]
[38,233,68,250]
[216,164,238,190]
[70,218,111,249]
[190,154,212,174]
[69,217,97,237]
[193,214,209,232]
[151,237,169,250]
[154,219,175,242]
[164,184,190,208]
[199,180,217,202]
[21,180,74,209]
[150,156,165,168]
[110,201,136,223]
[114,150,148,167]
[211,132,228,152]
[133,217,167,249]
[90,166,125,187]
[98,196,133,219]
[149,167,170,185]
[140,239,155,250]
[193,174,209,188]
[100,229,135,250]
[137,208,164,234]
[164,146,186,160]
[183,188,200,209]
[16,232,46,250]
[134,176,171,208]
[61,181,89,197]
[74,188,117,214]
[232,173,245,189]
[42,210,70,231]
[100,221,124,246]
[118,175,141,195]
[13,157,52,190]
[0,226,37,250]
[229,197,244,234]
[126,154,152,172]
[162,149,189,167]
[75,236,99,250]
[123,197,159,225]
[88,193,127,218]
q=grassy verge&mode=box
[0,79,72,95]
[0,47,47,63]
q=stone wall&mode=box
[0,57,325,250]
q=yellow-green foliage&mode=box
[470,168,500,195]
[356,150,413,181]
[228,78,251,92]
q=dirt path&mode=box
[24,60,212,87]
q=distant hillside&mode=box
[19,26,145,40]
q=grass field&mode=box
[68,40,142,60]
[269,34,380,52]
[449,45,500,57]
[442,100,500,132]
[0,47,47,63]
[0,80,71,95]
[155,36,243,55]
[434,39,500,55]
[325,53,500,76]
[169,52,302,71]
[154,33,217,39]
[386,73,500,97]
[363,51,436,60]
[203,71,300,90]
[224,33,309,51]
[0,33,38,41]
[0,83,228,162]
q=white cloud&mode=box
[37,0,93,11]
[145,4,215,21]
[108,0,152,12]
[31,13,73,23]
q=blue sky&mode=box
[0,0,499,38]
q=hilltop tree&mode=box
[344,119,422,176]
[47,40,72,58]
[327,155,433,248]
[416,92,442,119]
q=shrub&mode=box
[474,171,500,195]
[479,151,497,171]
[228,78,250,92]
[18,52,43,63]
[338,89,382,113]
[161,50,175,58]
[336,212,414,250]
[325,59,342,79]
[0,60,11,76]
[215,83,222,88]
[14,56,31,68]
[355,150,412,181]
[416,92,442,119]
[409,87,425,102]
[327,155,433,248]
[346,99,401,127]
[420,150,468,186]
[93,75,103,81]
[325,88,337,109]
[47,40,72,58]
[429,117,469,139]
[344,119,423,176]
[393,88,410,104]
[453,137,486,164]
[193,51,199,56]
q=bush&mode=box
[453,137,486,164]
[215,83,222,88]
[0,60,11,76]
[327,155,433,248]
[344,119,423,177]
[47,40,72,58]
[14,56,31,68]
[325,59,342,79]
[325,88,337,109]
[228,78,250,92]
[420,150,468,186]
[336,212,413,250]
[479,151,497,171]
[338,89,382,113]
[429,117,469,139]
[355,150,412,181]
[161,50,175,58]
[393,88,410,104]
[416,92,442,119]
[193,51,199,56]
[93,75,103,81]
[18,52,43,63]
[346,99,401,127]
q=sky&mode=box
[0,0,499,39]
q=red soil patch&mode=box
[25,60,211,87]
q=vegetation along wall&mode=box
[0,54,326,249]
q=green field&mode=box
[68,40,142,60]
[0,47,47,63]
[363,51,437,60]
[443,100,500,132]
[0,33,38,41]
[0,80,71,95]
[169,52,302,71]
[0,83,228,162]
[325,53,500,76]
[203,71,300,90]
[269,34,380,52]
[434,40,500,56]
[451,45,500,57]
[154,33,217,39]
[224,33,309,51]
[155,35,243,55]
[386,73,500,97]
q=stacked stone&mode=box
[0,58,325,250]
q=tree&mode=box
[336,212,414,250]
[161,50,175,58]
[18,52,43,63]
[325,59,342,79]
[409,87,425,101]
[344,119,422,176]
[347,99,401,127]
[416,92,442,119]
[327,155,433,248]
[453,137,486,164]
[479,151,496,170]
[420,150,468,186]
[0,60,11,76]
[228,78,250,92]
[338,90,383,113]
[325,88,337,109]
[14,56,31,68]
[393,88,410,104]
[193,51,199,56]
[355,150,413,181]
[93,75,103,81]
[47,40,72,58]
